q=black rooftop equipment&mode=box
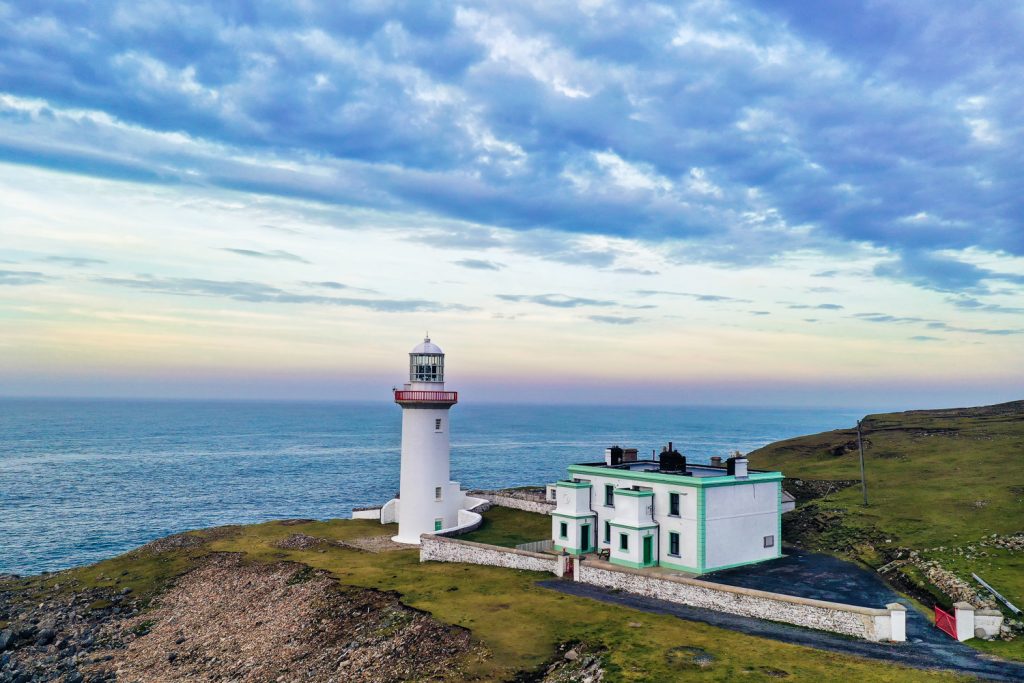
[608,445,624,466]
[726,455,737,475]
[659,441,687,472]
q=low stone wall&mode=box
[577,559,905,642]
[471,491,555,515]
[420,535,558,574]
[351,507,381,520]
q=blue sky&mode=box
[0,1,1022,407]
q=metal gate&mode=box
[935,605,956,639]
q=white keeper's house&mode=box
[550,445,783,574]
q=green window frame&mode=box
[668,531,680,557]
[603,521,610,543]
[434,518,443,531]
[604,484,615,506]
[619,533,629,551]
[669,492,680,516]
[559,522,568,538]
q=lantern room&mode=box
[409,336,444,383]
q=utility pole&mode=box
[856,419,869,507]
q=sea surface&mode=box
[0,399,864,575]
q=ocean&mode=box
[0,398,864,575]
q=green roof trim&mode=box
[557,479,592,489]
[614,488,654,497]
[608,520,659,531]
[551,511,596,520]
[567,464,782,488]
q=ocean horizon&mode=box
[1,397,867,575]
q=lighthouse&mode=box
[391,336,461,544]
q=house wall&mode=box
[703,481,781,570]
[567,472,776,573]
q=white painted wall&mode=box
[703,481,780,570]
[393,402,457,544]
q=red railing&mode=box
[394,390,458,403]
[935,605,957,639]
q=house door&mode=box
[643,536,653,565]
[580,524,591,552]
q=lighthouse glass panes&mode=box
[410,353,444,382]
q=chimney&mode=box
[659,443,686,472]
[728,451,748,479]
[710,456,722,467]
[623,448,638,462]
[605,445,624,466]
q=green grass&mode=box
[460,506,551,547]
[749,400,1024,661]
[1,510,967,681]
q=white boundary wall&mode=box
[471,491,555,514]
[420,534,559,574]
[577,559,906,642]
[417,533,907,642]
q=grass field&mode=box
[2,509,967,682]
[748,400,1024,661]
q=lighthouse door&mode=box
[580,524,591,552]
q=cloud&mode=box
[588,315,641,325]
[611,267,659,276]
[787,303,844,310]
[873,251,1024,294]
[496,293,616,308]
[95,275,470,312]
[852,311,1022,335]
[948,296,1024,315]
[749,310,771,316]
[909,335,942,341]
[302,280,378,294]
[45,256,107,267]
[221,248,310,263]
[0,2,1023,291]
[453,258,503,271]
[635,290,751,303]
[0,269,51,285]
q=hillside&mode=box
[0,511,962,683]
[748,400,1024,660]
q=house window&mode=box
[434,519,443,531]
[764,535,775,548]
[619,534,629,551]
[669,532,680,557]
[605,484,614,507]
[604,521,610,543]
[669,492,680,516]
[435,418,442,431]
[435,486,442,500]
[560,522,568,538]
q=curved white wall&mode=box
[393,404,456,544]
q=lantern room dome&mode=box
[411,336,443,355]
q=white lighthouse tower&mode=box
[391,336,462,544]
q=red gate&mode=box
[935,605,957,639]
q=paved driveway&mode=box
[539,550,1024,681]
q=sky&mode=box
[1,1,1022,408]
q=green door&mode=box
[580,524,591,552]
[643,535,653,565]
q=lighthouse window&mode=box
[619,534,629,551]
[603,521,610,543]
[604,484,614,507]
[669,492,680,517]
[435,486,442,500]
[559,522,568,538]
[435,418,442,431]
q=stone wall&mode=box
[577,559,904,642]
[351,507,381,520]
[420,535,558,574]
[470,490,555,515]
